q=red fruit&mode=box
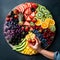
[6,17,10,21]
[16,5,24,13]
[21,26,25,31]
[24,21,30,26]
[14,15,18,19]
[29,12,35,19]
[25,26,29,31]
[31,3,37,9]
[24,14,28,19]
[35,26,39,29]
[26,2,31,8]
[21,4,28,10]
[24,8,32,15]
[32,19,37,23]
[26,16,31,22]
[13,9,19,14]
[30,27,34,31]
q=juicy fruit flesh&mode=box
[4,2,56,55]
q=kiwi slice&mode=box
[49,25,56,32]
[36,12,43,19]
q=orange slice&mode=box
[35,19,42,26]
[41,22,48,29]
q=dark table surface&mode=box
[0,0,60,60]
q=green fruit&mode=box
[16,43,26,52]
[40,17,45,22]
[30,22,35,26]
[43,10,50,15]
[36,12,43,19]
[13,39,26,50]
[49,25,56,32]
[13,42,26,51]
[46,14,53,18]
[39,5,46,12]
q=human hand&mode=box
[29,36,43,52]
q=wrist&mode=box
[37,48,43,53]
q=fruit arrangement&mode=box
[4,2,56,55]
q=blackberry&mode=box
[31,8,35,12]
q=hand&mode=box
[29,37,43,52]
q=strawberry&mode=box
[16,5,24,13]
[21,4,28,10]
[26,16,31,22]
[31,3,37,9]
[24,21,30,26]
[14,15,18,19]
[25,26,29,31]
[32,19,37,23]
[24,8,32,15]
[13,9,19,14]
[26,2,31,8]
[29,12,35,19]
[30,27,34,31]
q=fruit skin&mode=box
[31,2,37,9]
[13,9,19,14]
[13,39,26,51]
[25,26,29,32]
[28,39,36,46]
[29,12,35,19]
[30,22,35,26]
[31,19,37,23]
[49,25,56,32]
[24,8,32,15]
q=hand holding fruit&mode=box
[29,36,42,52]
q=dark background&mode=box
[0,0,60,60]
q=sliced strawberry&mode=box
[29,12,35,19]
[32,18,37,23]
[24,8,32,15]
[13,9,19,14]
[21,4,27,10]
[30,27,34,31]
[26,16,31,22]
[31,3,37,9]
[24,21,30,26]
[14,15,18,19]
[26,2,31,8]
[16,5,24,13]
[25,26,29,31]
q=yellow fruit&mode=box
[45,18,55,26]
[49,18,55,26]
[45,18,50,24]
[35,19,42,26]
[41,22,48,29]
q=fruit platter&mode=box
[4,2,56,55]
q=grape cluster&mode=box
[4,11,28,45]
[33,29,48,48]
